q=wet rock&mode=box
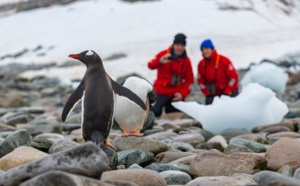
[172,133,205,146]
[117,149,154,168]
[169,155,198,166]
[30,138,53,153]
[101,145,118,170]
[59,123,81,133]
[0,131,14,139]
[145,131,178,140]
[33,133,64,143]
[229,138,267,153]
[189,152,267,177]
[199,129,214,141]
[128,164,143,169]
[277,165,293,177]
[19,170,113,186]
[65,113,81,124]
[185,176,257,186]
[0,146,48,171]
[104,180,138,186]
[111,136,169,155]
[0,124,16,131]
[145,163,182,173]
[0,93,29,108]
[159,170,192,185]
[0,129,31,158]
[0,138,4,145]
[234,134,268,144]
[253,171,300,186]
[266,137,300,171]
[294,167,300,180]
[170,142,194,152]
[267,131,300,139]
[220,128,251,142]
[101,169,167,186]
[252,121,295,133]
[195,142,224,152]
[17,107,46,114]
[223,144,254,155]
[260,125,291,134]
[143,128,165,136]
[48,139,78,154]
[25,119,61,134]
[0,112,32,126]
[155,151,195,164]
[0,142,109,186]
[207,135,228,148]
[40,88,56,97]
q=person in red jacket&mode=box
[197,39,239,105]
[148,33,194,117]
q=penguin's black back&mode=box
[82,66,114,142]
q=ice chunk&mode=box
[172,83,288,134]
[241,62,288,93]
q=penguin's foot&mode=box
[121,130,133,137]
[101,140,114,149]
[132,131,142,137]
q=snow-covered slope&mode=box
[1,0,300,81]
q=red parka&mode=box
[197,50,238,96]
[148,48,194,98]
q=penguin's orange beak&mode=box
[69,54,79,59]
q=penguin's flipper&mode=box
[148,88,157,106]
[110,79,146,110]
[61,81,85,122]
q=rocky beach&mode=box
[1,0,300,185]
[1,57,300,185]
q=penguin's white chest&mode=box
[114,95,146,132]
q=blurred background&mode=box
[1,0,300,81]
[1,0,300,108]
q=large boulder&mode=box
[111,136,169,155]
[189,152,267,177]
[155,151,195,164]
[0,142,109,186]
[159,170,192,185]
[266,137,300,171]
[185,176,257,186]
[117,149,154,168]
[229,138,267,153]
[0,129,31,158]
[0,146,48,171]
[101,169,167,186]
[253,170,300,186]
[19,170,113,186]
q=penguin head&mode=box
[69,50,102,66]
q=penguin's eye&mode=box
[85,55,89,58]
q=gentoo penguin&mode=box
[114,76,156,136]
[61,50,146,147]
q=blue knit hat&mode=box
[200,39,215,50]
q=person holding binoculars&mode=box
[197,39,239,105]
[148,33,194,117]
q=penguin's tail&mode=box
[91,131,104,146]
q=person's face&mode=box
[173,43,185,56]
[202,47,213,58]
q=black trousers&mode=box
[150,94,181,117]
[205,89,239,105]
